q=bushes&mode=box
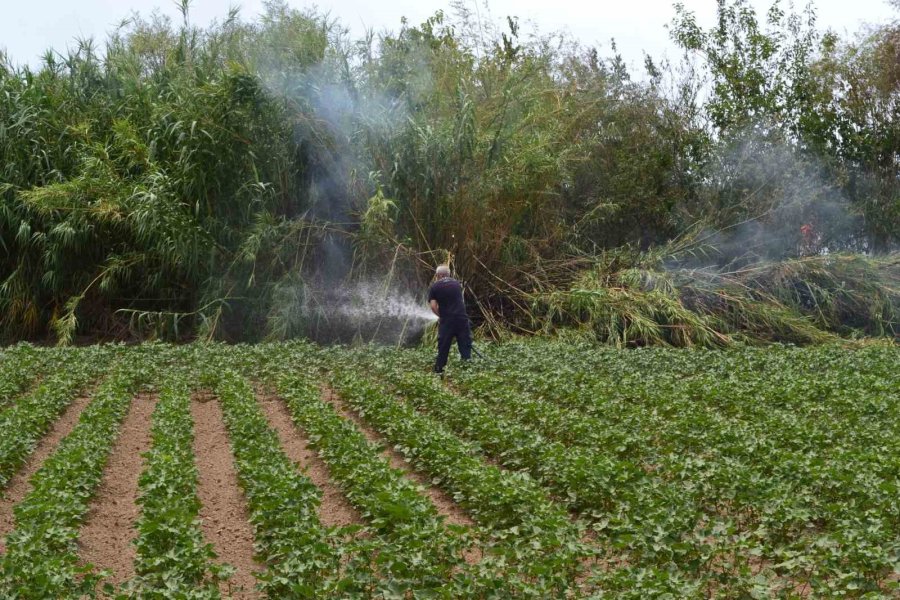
[0,1,897,345]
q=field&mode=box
[0,341,896,599]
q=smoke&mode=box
[251,10,436,344]
[676,131,866,268]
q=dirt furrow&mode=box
[191,393,261,599]
[0,393,94,554]
[321,385,474,528]
[255,388,361,528]
[77,393,157,586]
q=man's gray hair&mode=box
[435,265,451,278]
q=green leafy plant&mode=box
[0,345,115,490]
[123,366,223,599]
[0,347,151,598]
[201,360,353,598]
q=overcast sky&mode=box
[1,0,897,72]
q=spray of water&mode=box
[308,282,438,345]
[328,283,438,324]
[268,276,438,345]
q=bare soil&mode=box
[78,393,157,586]
[191,393,261,599]
[255,388,361,528]
[320,385,474,528]
[0,392,95,553]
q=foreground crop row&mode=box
[0,341,895,598]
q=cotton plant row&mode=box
[275,345,591,598]
[425,342,900,598]
[201,363,353,598]
[0,344,117,490]
[429,354,767,596]
[352,349,725,596]
[0,344,52,408]
[496,344,900,597]
[0,347,152,598]
[123,367,224,599]
[271,370,475,597]
[201,345,552,598]
[384,349,649,485]
[250,344,564,597]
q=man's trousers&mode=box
[434,317,472,372]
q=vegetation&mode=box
[202,365,348,597]
[0,0,897,345]
[0,346,151,597]
[125,365,223,599]
[268,370,473,595]
[0,341,895,597]
[534,250,900,346]
[449,340,900,597]
[0,344,51,406]
[321,353,588,596]
[0,345,113,488]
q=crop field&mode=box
[0,341,895,599]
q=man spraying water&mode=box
[428,265,472,374]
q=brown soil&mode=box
[0,392,94,553]
[77,392,157,586]
[320,385,474,528]
[191,393,261,599]
[254,388,361,528]
[573,529,615,595]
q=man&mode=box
[428,265,472,374]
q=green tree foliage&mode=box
[805,19,900,250]
[0,0,896,344]
[0,6,322,341]
[671,0,820,138]
[671,0,900,250]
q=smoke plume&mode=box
[254,18,436,345]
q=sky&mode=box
[1,0,897,72]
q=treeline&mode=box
[0,0,897,344]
